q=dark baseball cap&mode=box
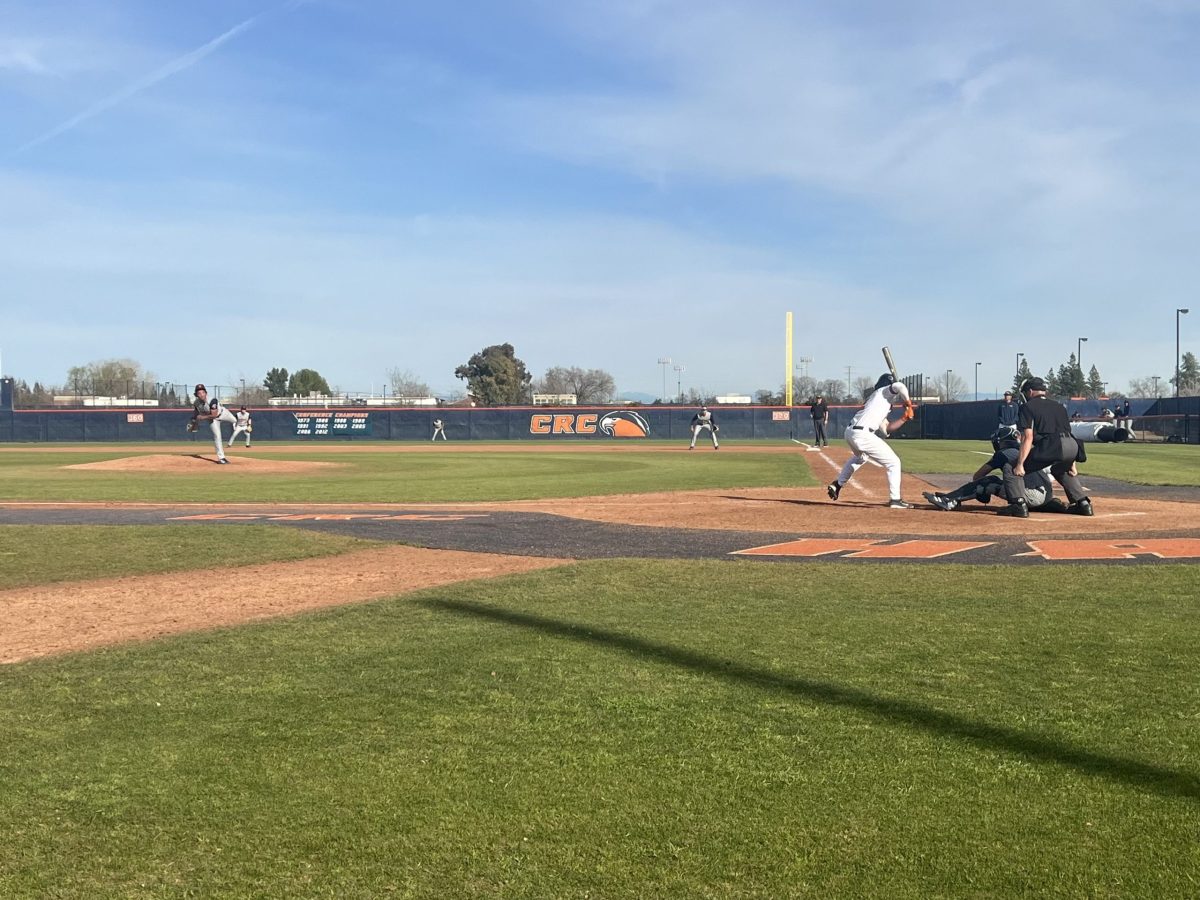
[194,383,207,392]
[1022,377,1047,392]
[1003,390,1013,397]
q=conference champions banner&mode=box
[293,411,372,437]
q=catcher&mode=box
[689,405,719,450]
[229,406,253,448]
[922,425,1067,513]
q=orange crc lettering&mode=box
[529,413,601,435]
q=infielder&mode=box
[923,425,1065,512]
[826,374,914,508]
[689,405,719,450]
[192,384,236,464]
[431,418,447,441]
[229,406,253,448]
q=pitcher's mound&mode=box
[64,454,347,474]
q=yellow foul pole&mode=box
[785,311,793,407]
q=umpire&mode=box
[1000,377,1092,518]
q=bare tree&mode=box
[815,378,851,403]
[388,368,432,398]
[65,358,157,398]
[1126,377,1163,397]
[933,371,969,401]
[853,375,877,400]
[534,366,617,404]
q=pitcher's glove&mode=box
[186,420,198,433]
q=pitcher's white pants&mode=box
[210,410,236,460]
[837,426,902,500]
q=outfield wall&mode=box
[0,405,832,444]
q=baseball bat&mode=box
[882,346,899,381]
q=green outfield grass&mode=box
[894,439,1200,486]
[0,525,375,590]
[0,444,816,503]
[2,559,1198,898]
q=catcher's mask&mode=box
[991,424,1020,451]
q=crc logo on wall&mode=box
[529,410,650,438]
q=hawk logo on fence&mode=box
[599,411,649,438]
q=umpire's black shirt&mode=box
[1018,396,1071,458]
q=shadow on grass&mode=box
[423,597,1200,803]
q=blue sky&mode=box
[3,0,1199,399]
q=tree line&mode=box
[8,344,1200,409]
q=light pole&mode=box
[240,378,246,405]
[974,361,981,402]
[1077,337,1088,374]
[1015,352,1024,387]
[673,364,685,403]
[1177,309,1190,397]
[1152,375,1160,397]
[945,369,952,402]
[657,357,672,403]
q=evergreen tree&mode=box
[1086,365,1104,398]
[287,369,332,397]
[1044,368,1061,398]
[1174,351,1200,395]
[454,343,533,405]
[1012,358,1034,393]
[264,367,289,397]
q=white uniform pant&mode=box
[432,427,446,441]
[229,425,251,446]
[690,423,718,448]
[210,410,236,459]
[837,426,902,500]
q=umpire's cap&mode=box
[194,383,207,393]
[1020,376,1048,394]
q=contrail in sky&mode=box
[9,1,305,157]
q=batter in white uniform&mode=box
[193,384,237,464]
[826,374,914,508]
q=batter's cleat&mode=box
[1039,498,1070,513]
[887,498,915,509]
[217,458,230,465]
[923,491,958,512]
[998,500,1029,518]
[827,481,841,501]
[1068,497,1094,516]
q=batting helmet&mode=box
[874,373,896,390]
